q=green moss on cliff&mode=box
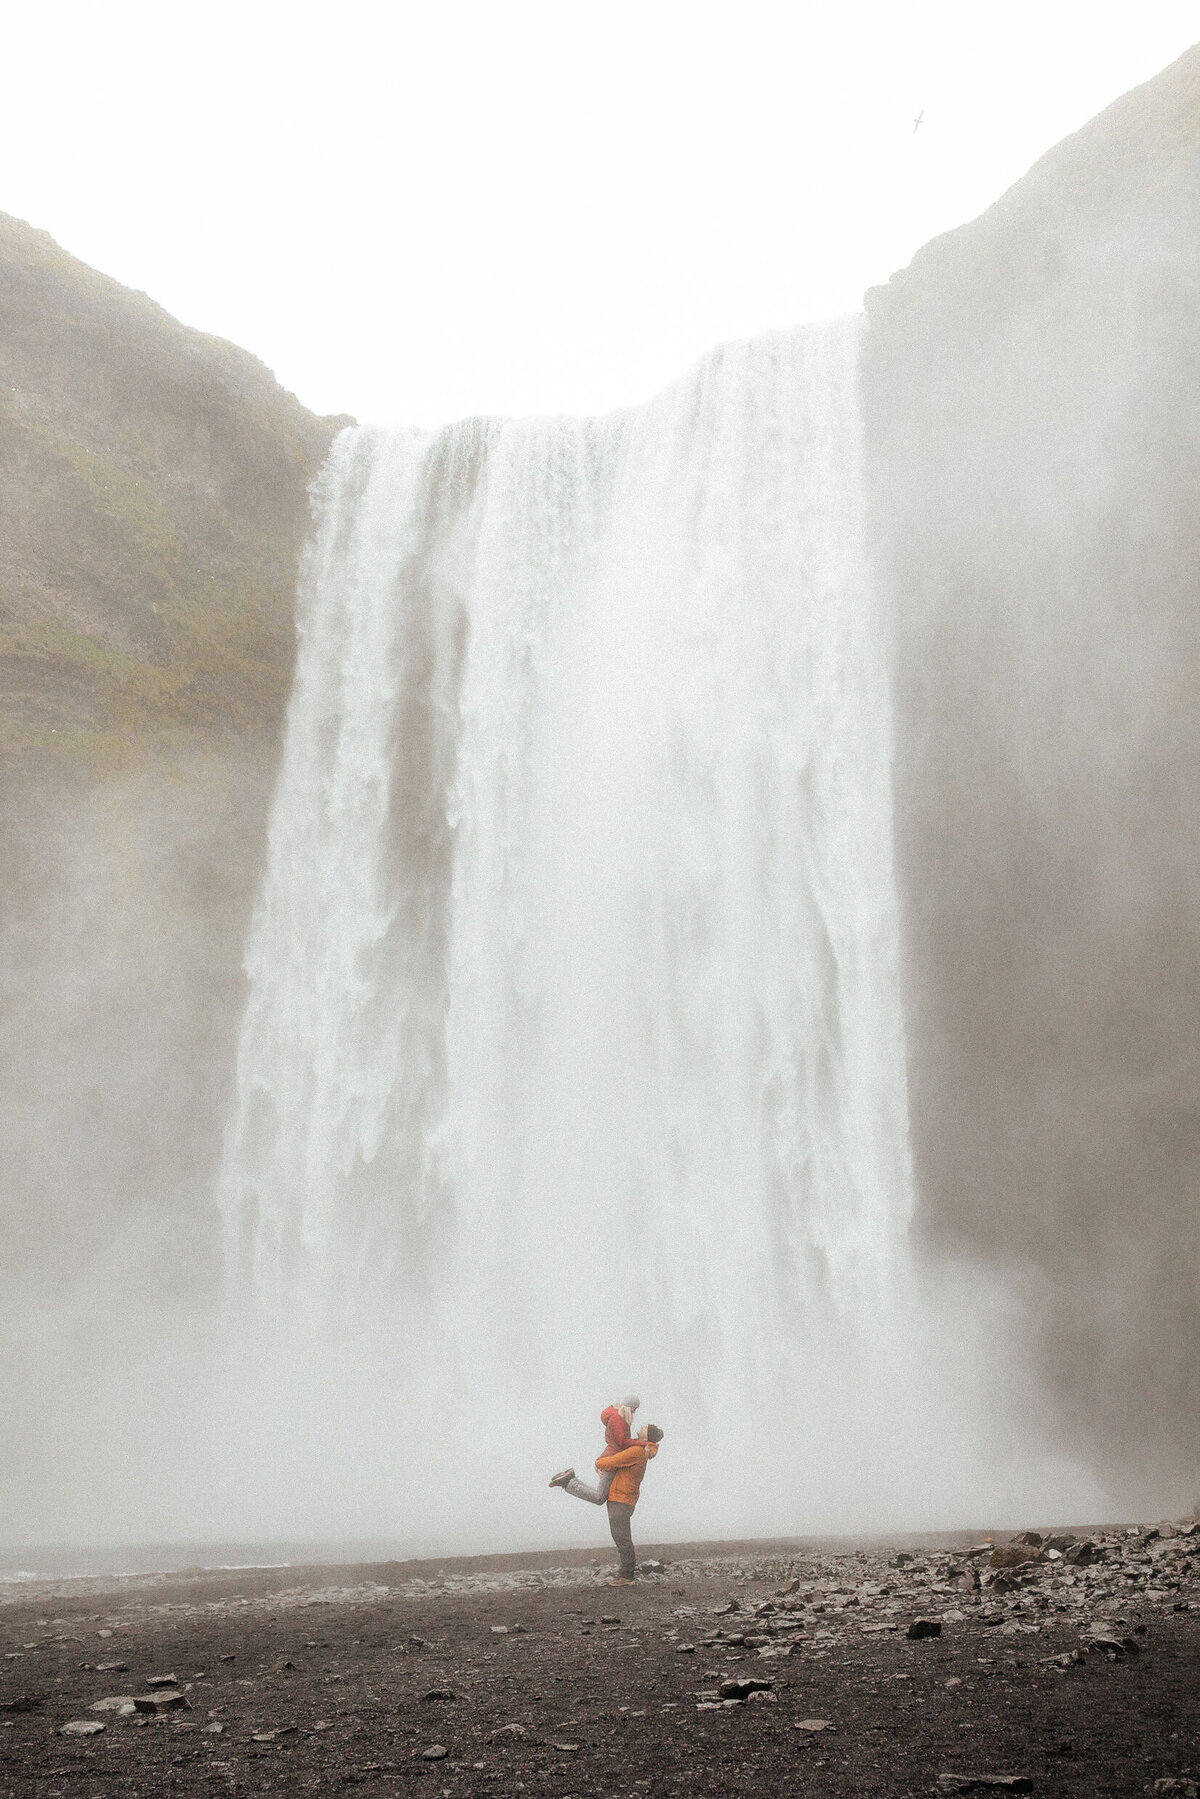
[0,211,350,767]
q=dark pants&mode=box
[607,1500,636,1580]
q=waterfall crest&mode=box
[218,320,1069,1543]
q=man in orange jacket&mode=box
[593,1424,664,1586]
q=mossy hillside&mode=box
[0,211,350,765]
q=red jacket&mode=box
[600,1404,633,1455]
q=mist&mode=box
[4,43,1200,1569]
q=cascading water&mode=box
[218,318,1092,1549]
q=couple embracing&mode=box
[549,1395,664,1587]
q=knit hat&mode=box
[618,1394,641,1412]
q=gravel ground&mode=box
[2,1526,1198,1797]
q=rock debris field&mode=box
[3,1524,1200,1796]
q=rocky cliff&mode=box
[0,217,345,1305]
[865,43,1200,1504]
[0,211,346,759]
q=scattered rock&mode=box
[146,1673,180,1688]
[907,1618,942,1639]
[937,1777,1033,1793]
[133,1690,191,1713]
[794,1717,833,1731]
[422,1688,456,1702]
[204,1722,225,1734]
[718,1676,773,1701]
[0,1695,42,1714]
[60,1719,105,1736]
[95,1660,128,1673]
[490,1625,508,1635]
[89,1696,135,1713]
[422,1743,448,1760]
[675,1643,696,1654]
[550,1740,581,1751]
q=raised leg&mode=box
[564,1476,604,1505]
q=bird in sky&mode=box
[913,109,924,133]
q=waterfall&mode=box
[218,319,1046,1545]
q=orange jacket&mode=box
[595,1440,658,1508]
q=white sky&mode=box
[3,1,1197,425]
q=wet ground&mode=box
[2,1527,1198,1796]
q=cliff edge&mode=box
[0,212,349,760]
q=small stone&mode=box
[907,1618,942,1640]
[219,1653,236,1662]
[551,1740,581,1751]
[936,1778,1032,1793]
[276,1659,296,1671]
[675,1643,696,1654]
[0,1695,42,1714]
[146,1674,179,1688]
[490,1625,508,1635]
[204,1722,224,1734]
[719,1677,773,1701]
[90,1696,135,1712]
[60,1719,105,1735]
[746,1688,777,1704]
[133,1690,191,1714]
[422,1688,456,1702]
[95,1661,128,1673]
[795,1718,833,1731]
[313,1721,333,1731]
[96,1629,114,1639]
[422,1743,449,1761]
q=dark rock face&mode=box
[864,43,1200,1500]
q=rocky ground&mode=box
[2,1524,1199,1797]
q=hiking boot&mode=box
[548,1468,574,1489]
[607,1576,637,1586]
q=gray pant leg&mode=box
[564,1468,614,1506]
[606,1501,636,1580]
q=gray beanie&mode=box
[619,1394,641,1413]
